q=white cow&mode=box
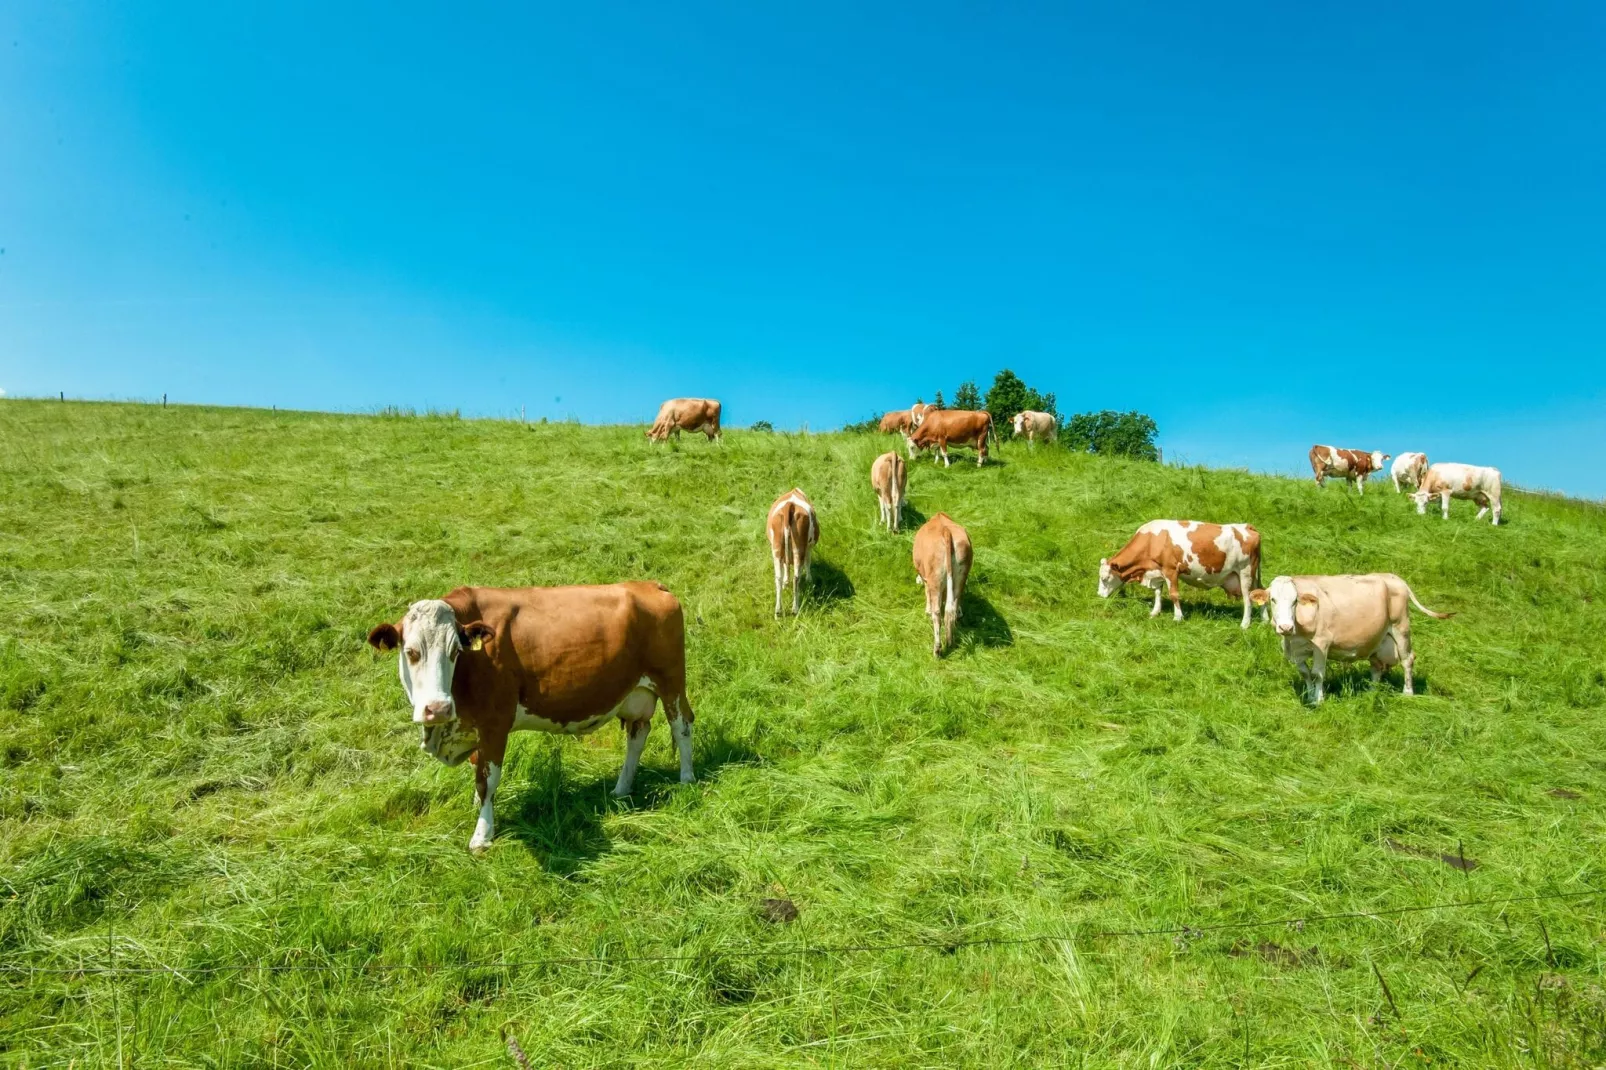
[1411,463,1502,525]
[1012,410,1056,445]
[1390,452,1428,493]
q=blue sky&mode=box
[3,2,1603,496]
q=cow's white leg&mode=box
[1475,504,1488,521]
[1491,499,1500,526]
[772,553,784,618]
[792,553,802,615]
[1149,582,1163,618]
[1402,650,1416,695]
[1239,572,1253,629]
[670,711,694,783]
[469,761,501,854]
[1441,492,1451,520]
[1169,576,1184,622]
[1392,474,1400,493]
[1309,649,1328,704]
[941,445,950,468]
[613,718,652,796]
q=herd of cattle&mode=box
[367,397,1501,852]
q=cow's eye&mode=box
[405,649,421,664]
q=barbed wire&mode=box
[2,886,1595,981]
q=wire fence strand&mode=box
[2,886,1596,980]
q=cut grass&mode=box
[2,400,1604,1067]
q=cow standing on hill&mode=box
[1011,411,1056,445]
[906,410,993,467]
[767,488,819,616]
[1310,445,1389,493]
[871,451,907,532]
[648,398,722,442]
[1411,463,1503,525]
[367,584,696,854]
[1391,452,1429,494]
[1097,520,1263,628]
[1251,574,1453,704]
[913,513,973,656]
[879,410,913,435]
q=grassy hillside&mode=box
[2,400,1604,1067]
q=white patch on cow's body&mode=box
[421,720,479,766]
[510,676,658,738]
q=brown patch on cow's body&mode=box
[1187,525,1228,573]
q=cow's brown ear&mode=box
[459,621,494,652]
[1296,593,1318,606]
[1249,589,1269,606]
[368,622,401,651]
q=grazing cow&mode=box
[879,410,913,435]
[906,409,993,467]
[910,402,933,428]
[1309,445,1389,493]
[913,513,973,656]
[367,584,696,853]
[1411,463,1503,525]
[1251,574,1453,704]
[1391,452,1429,494]
[1011,410,1056,445]
[767,488,819,616]
[871,451,907,532]
[647,398,722,442]
[1097,520,1263,628]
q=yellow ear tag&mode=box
[468,635,485,652]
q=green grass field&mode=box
[2,400,1604,1067]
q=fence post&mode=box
[163,394,167,409]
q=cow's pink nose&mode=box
[423,701,454,723]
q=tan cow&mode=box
[1390,452,1429,493]
[871,451,907,532]
[1411,462,1502,525]
[1251,574,1453,704]
[906,409,993,467]
[1097,520,1263,628]
[1011,410,1056,445]
[879,410,913,435]
[647,398,722,442]
[368,583,696,853]
[913,513,973,656]
[767,488,819,616]
[1309,445,1389,493]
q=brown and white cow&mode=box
[1011,410,1056,445]
[879,410,913,435]
[871,451,907,533]
[767,488,819,616]
[1251,574,1452,704]
[1410,463,1502,525]
[906,409,993,467]
[1309,445,1389,493]
[1097,520,1263,628]
[913,513,973,656]
[647,398,722,442]
[909,402,933,428]
[367,583,696,853]
[1390,452,1429,494]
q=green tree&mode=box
[983,369,1057,434]
[932,391,945,409]
[953,381,981,410]
[1062,410,1159,461]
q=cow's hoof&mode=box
[469,838,492,856]
[680,774,696,785]
[611,787,631,798]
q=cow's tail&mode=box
[1403,580,1454,620]
[944,531,957,623]
[781,504,794,584]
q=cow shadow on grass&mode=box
[500,724,759,874]
[899,502,929,529]
[1280,666,1438,705]
[955,590,1013,651]
[808,559,855,606]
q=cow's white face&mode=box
[1097,559,1124,598]
[1409,488,1431,513]
[1013,413,1025,435]
[1371,450,1388,470]
[1257,576,1305,636]
[367,600,492,726]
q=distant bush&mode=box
[841,413,883,434]
[750,421,775,433]
[1062,410,1159,461]
[953,381,981,410]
